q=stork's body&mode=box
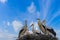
[18,20,28,38]
[31,23,35,33]
[37,18,56,37]
[31,23,40,35]
[37,19,46,34]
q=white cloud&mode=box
[0,0,7,3]
[47,11,60,25]
[0,29,17,40]
[3,21,10,27]
[7,22,10,26]
[37,11,40,18]
[27,2,36,13]
[41,0,51,19]
[27,2,40,21]
[55,29,60,40]
[12,20,23,32]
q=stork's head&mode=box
[31,24,34,27]
[43,20,46,23]
[37,18,42,25]
[37,18,40,21]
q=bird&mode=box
[18,20,28,38]
[42,20,46,26]
[30,23,35,33]
[30,22,40,35]
[37,18,56,37]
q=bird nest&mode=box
[17,33,58,40]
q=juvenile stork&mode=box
[18,20,28,38]
[37,18,56,37]
[30,23,35,33]
[31,23,40,35]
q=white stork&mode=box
[37,18,56,37]
[30,23,35,33]
[18,20,28,38]
[30,23,40,35]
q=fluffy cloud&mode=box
[0,0,7,3]
[6,21,10,26]
[36,11,40,18]
[27,2,36,13]
[3,21,10,28]
[0,29,17,40]
[12,20,23,32]
[27,2,40,23]
[55,30,60,40]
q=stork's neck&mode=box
[38,20,42,28]
[38,20,41,24]
[24,20,28,27]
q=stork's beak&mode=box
[37,18,40,20]
[30,24,34,27]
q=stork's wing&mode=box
[42,20,46,24]
[20,28,24,34]
[42,25,45,29]
[18,28,24,38]
[42,24,56,36]
[47,28,56,36]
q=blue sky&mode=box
[0,0,60,40]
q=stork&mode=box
[42,20,46,26]
[18,20,28,38]
[30,23,35,33]
[30,23,40,35]
[37,18,56,37]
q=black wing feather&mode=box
[47,28,56,36]
[42,24,56,36]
